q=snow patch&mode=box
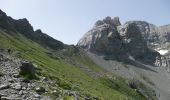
[157,49,169,55]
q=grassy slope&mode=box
[0,29,147,100]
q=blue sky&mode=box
[0,0,170,44]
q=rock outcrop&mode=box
[78,17,124,59]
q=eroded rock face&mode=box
[78,17,124,59]
[77,17,166,65]
[119,23,148,56]
[125,21,170,50]
[123,21,170,67]
[120,22,159,64]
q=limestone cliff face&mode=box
[78,17,124,58]
[78,17,170,67]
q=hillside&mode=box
[0,10,153,100]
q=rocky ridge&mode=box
[0,10,64,50]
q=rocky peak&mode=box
[78,17,123,57]
[14,18,34,34]
[94,16,121,28]
[78,17,161,65]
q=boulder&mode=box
[10,83,22,90]
[35,87,46,94]
[20,61,36,76]
[0,84,9,90]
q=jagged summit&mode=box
[94,16,121,28]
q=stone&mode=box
[8,79,14,83]
[1,96,22,100]
[22,87,26,90]
[34,93,41,98]
[51,90,62,97]
[13,74,20,78]
[0,84,9,90]
[10,83,22,90]
[19,90,23,95]
[35,87,46,93]
[21,78,30,83]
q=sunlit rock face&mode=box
[78,17,124,57]
[78,17,160,65]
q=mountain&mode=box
[0,9,169,100]
[78,16,170,100]
[78,17,159,65]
